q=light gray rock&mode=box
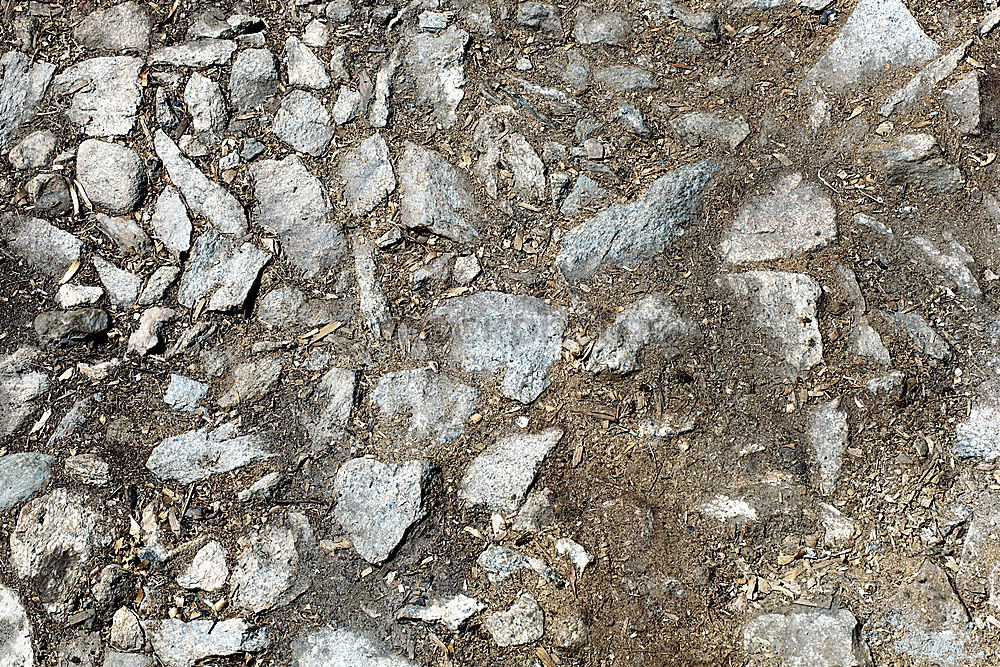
[744,607,872,667]
[513,489,555,532]
[0,584,33,667]
[430,291,567,403]
[303,19,331,47]
[339,133,395,216]
[163,374,209,411]
[909,235,980,299]
[284,37,330,89]
[10,489,111,613]
[146,422,274,484]
[56,284,103,308]
[290,627,417,667]
[33,309,110,348]
[721,271,823,373]
[150,187,192,256]
[516,2,562,36]
[138,266,181,306]
[177,540,228,592]
[399,26,469,127]
[127,307,177,355]
[150,39,236,67]
[301,367,357,444]
[154,130,247,235]
[594,65,657,92]
[459,429,562,512]
[249,155,345,278]
[879,41,969,118]
[0,452,53,512]
[48,393,102,446]
[177,230,270,311]
[453,254,481,284]
[722,172,836,264]
[573,5,632,45]
[486,594,544,647]
[957,381,1000,461]
[801,0,939,95]
[77,140,146,214]
[477,545,561,586]
[887,311,950,360]
[352,234,391,336]
[272,90,333,156]
[0,51,55,150]
[95,213,151,253]
[184,73,228,147]
[369,49,399,128]
[2,215,81,278]
[257,288,344,329]
[104,652,153,667]
[872,134,964,193]
[333,458,432,564]
[110,607,144,652]
[587,294,696,374]
[809,399,848,494]
[52,56,142,137]
[93,257,140,308]
[670,112,750,149]
[74,2,151,52]
[64,453,110,486]
[559,174,609,217]
[494,133,546,202]
[371,368,478,445]
[231,512,314,612]
[556,160,721,280]
[397,594,484,632]
[218,357,283,408]
[229,48,279,112]
[331,85,364,125]
[26,172,72,217]
[146,619,269,667]
[398,142,483,241]
[943,72,980,136]
[958,494,1000,604]
[8,129,57,170]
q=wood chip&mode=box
[59,259,80,285]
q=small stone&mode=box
[516,2,562,36]
[0,51,56,150]
[573,5,631,45]
[352,234,391,336]
[513,489,555,532]
[550,610,589,650]
[145,619,269,667]
[956,382,1000,461]
[128,307,177,355]
[256,288,344,330]
[146,421,274,484]
[95,213,151,253]
[300,367,357,444]
[8,129,57,170]
[399,26,469,128]
[614,101,650,136]
[53,57,143,137]
[0,351,48,439]
[48,394,102,448]
[331,85,364,125]
[477,545,560,586]
[879,41,969,118]
[2,215,81,278]
[943,72,981,136]
[150,39,237,67]
[587,294,696,374]
[56,284,103,308]
[229,48,279,113]
[339,133,395,216]
[333,458,433,564]
[453,254,481,284]
[238,472,282,502]
[809,399,848,494]
[670,112,751,149]
[177,540,228,592]
[64,454,110,486]
[218,357,283,408]
[303,19,330,47]
[177,230,270,312]
[909,235,980,299]
[137,266,181,307]
[290,627,417,667]
[283,37,330,89]
[459,429,562,512]
[230,512,314,612]
[594,65,657,92]
[150,187,192,256]
[0,584,33,667]
[871,133,963,193]
[556,538,592,571]
[184,73,228,147]
[26,173,72,217]
[397,594,484,632]
[164,374,208,411]
[398,142,483,241]
[745,607,871,666]
[371,368,478,446]
[0,452,53,512]
[110,607,144,652]
[94,257,141,308]
[485,594,545,647]
[74,2,151,52]
[33,309,110,347]
[272,90,333,156]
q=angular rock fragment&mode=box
[956,380,1000,461]
[371,368,478,445]
[0,349,48,438]
[2,215,81,277]
[573,5,632,45]
[871,134,963,193]
[587,294,695,374]
[459,429,562,512]
[146,619,269,667]
[477,545,561,586]
[722,173,836,264]
[229,48,279,113]
[150,187,192,256]
[430,291,567,403]
[49,394,102,446]
[721,271,823,374]
[943,72,980,136]
[744,607,871,666]
[94,257,140,308]
[283,37,330,89]
[0,584,33,667]
[150,39,237,67]
[53,57,143,137]
[300,367,357,444]
[56,284,103,308]
[809,399,848,494]
[231,512,314,612]
[557,160,721,280]
[333,458,432,564]
[560,174,608,217]
[399,27,469,127]
[110,607,144,652]
[339,133,395,216]
[163,374,208,411]
[352,234,391,336]
[516,2,562,36]
[272,90,333,156]
[0,452,53,511]
[257,288,345,330]
[398,142,483,242]
[886,311,950,360]
[218,358,282,408]
[290,627,417,667]
[138,266,181,307]
[26,172,72,217]
[0,51,55,150]
[909,235,980,299]
[486,594,545,647]
[331,85,365,125]
[369,49,400,128]
[249,155,345,277]
[127,307,176,355]
[8,129,57,170]
[594,66,657,92]
[879,41,969,118]
[33,309,110,348]
[146,422,274,484]
[397,594,484,632]
[957,494,1000,602]
[64,454,110,486]
[177,231,270,311]
[184,73,228,147]
[74,2,151,52]
[96,213,151,253]
[477,132,546,202]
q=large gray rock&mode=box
[0,51,55,150]
[229,48,279,113]
[290,627,417,667]
[300,367,357,444]
[587,294,696,374]
[146,422,274,484]
[0,348,48,438]
[150,187,192,256]
[74,2,151,52]
[371,368,478,445]
[153,130,247,235]
[721,271,823,374]
[801,0,939,95]
[0,452,53,512]
[333,458,432,564]
[871,134,964,193]
[722,173,836,264]
[146,619,269,667]
[399,27,469,127]
[150,39,237,67]
[272,90,333,156]
[339,133,395,217]
[177,230,270,311]
[10,489,112,613]
[283,37,330,89]
[2,215,81,278]
[429,291,566,403]
[249,155,345,278]
[77,140,147,214]
[556,160,721,280]
[52,57,143,136]
[459,429,562,512]
[0,584,33,667]
[231,512,315,612]
[485,594,545,647]
[745,607,871,666]
[397,142,483,242]
[33,309,111,347]
[184,73,228,147]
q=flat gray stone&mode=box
[331,85,364,126]
[284,37,330,89]
[26,173,72,218]
[0,51,55,150]
[809,399,848,494]
[150,187,192,256]
[8,129,57,170]
[670,112,750,149]
[229,48,279,113]
[177,230,270,311]
[573,5,632,45]
[146,421,274,484]
[56,284,103,308]
[300,367,357,444]
[184,73,228,147]
[459,429,562,512]
[231,512,314,612]
[290,627,417,667]
[150,39,236,67]
[0,584,33,667]
[2,215,81,278]
[943,72,981,136]
[352,234,391,336]
[594,65,657,92]
[33,309,110,348]
[95,213,151,253]
[958,494,1000,605]
[93,257,140,308]
[556,160,721,280]
[74,2,151,52]
[399,26,469,127]
[333,458,432,564]
[77,140,146,214]
[587,293,696,374]
[887,310,950,360]
[398,142,483,242]
[744,607,872,666]
[429,291,567,403]
[127,306,176,356]
[104,653,152,667]
[138,265,181,307]
[397,594,484,632]
[163,374,208,411]
[154,130,247,235]
[909,235,980,299]
[957,380,1000,461]
[339,133,395,216]
[371,368,478,445]
[49,394,102,446]
[272,90,333,156]
[218,357,283,408]
[872,134,964,193]
[485,594,544,647]
[52,56,142,137]
[256,287,344,329]
[146,619,269,667]
[249,155,345,278]
[0,452,53,512]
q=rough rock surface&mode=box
[53,57,143,136]
[146,422,274,483]
[272,90,334,156]
[177,231,270,311]
[290,627,417,666]
[397,142,484,242]
[485,594,545,647]
[231,512,314,612]
[744,607,872,666]
[339,133,396,216]
[0,51,55,150]
[0,348,49,438]
[74,2,151,52]
[459,429,562,512]
[0,452,53,512]
[587,294,696,374]
[0,584,33,667]
[3,215,81,278]
[371,368,478,446]
[300,367,357,444]
[146,619,269,667]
